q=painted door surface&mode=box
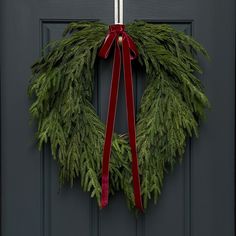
[0,0,235,236]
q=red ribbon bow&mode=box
[99,24,143,211]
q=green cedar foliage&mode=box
[28,21,209,211]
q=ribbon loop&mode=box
[99,24,143,211]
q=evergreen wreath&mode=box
[28,21,209,210]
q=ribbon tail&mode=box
[101,38,121,208]
[122,36,143,211]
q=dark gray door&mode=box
[0,0,235,235]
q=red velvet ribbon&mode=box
[99,24,143,211]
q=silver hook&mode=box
[114,0,123,24]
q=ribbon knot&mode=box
[99,24,143,211]
[109,24,124,32]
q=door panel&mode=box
[1,0,235,236]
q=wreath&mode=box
[28,21,209,211]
